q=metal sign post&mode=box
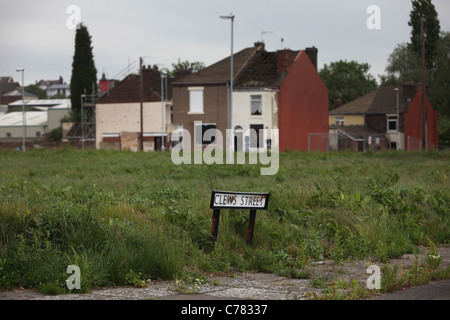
[209,191,270,245]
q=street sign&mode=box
[209,191,270,245]
[210,191,269,210]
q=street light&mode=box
[220,13,235,163]
[16,68,26,152]
[161,70,167,151]
[395,88,399,151]
[395,88,399,132]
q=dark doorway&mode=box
[250,124,264,149]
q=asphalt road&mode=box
[369,279,450,300]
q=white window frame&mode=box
[251,95,262,116]
[387,114,398,132]
[188,87,204,114]
[335,117,344,126]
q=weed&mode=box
[0,149,449,294]
[125,269,149,288]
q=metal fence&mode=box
[308,132,390,152]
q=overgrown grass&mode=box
[0,148,448,293]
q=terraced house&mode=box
[329,83,438,151]
[171,42,329,152]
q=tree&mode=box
[382,32,450,148]
[379,43,422,85]
[319,60,378,108]
[25,84,47,99]
[429,32,450,118]
[408,0,440,72]
[169,59,205,78]
[70,23,97,121]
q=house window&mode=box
[195,123,216,145]
[251,95,262,116]
[335,117,344,126]
[36,131,41,137]
[6,132,11,138]
[189,87,204,113]
[387,115,398,131]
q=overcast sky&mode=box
[1,0,449,86]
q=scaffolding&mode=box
[64,89,98,149]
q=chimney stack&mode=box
[276,49,294,73]
[254,42,265,52]
[402,82,417,100]
[305,47,318,70]
[141,65,153,91]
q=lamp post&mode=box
[220,13,235,164]
[161,70,166,151]
[395,88,399,151]
[395,88,399,131]
[16,68,26,152]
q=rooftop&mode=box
[0,111,47,127]
[173,47,257,85]
[330,85,417,116]
[8,99,71,108]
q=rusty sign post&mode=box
[210,191,270,245]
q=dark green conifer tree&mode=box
[70,23,97,121]
[408,0,440,72]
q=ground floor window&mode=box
[195,123,216,146]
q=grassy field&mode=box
[0,147,449,294]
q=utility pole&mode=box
[140,57,144,151]
[421,18,427,151]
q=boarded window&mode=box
[189,88,204,113]
[195,123,216,145]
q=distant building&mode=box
[95,66,173,151]
[37,76,70,98]
[37,76,64,91]
[0,76,21,105]
[98,73,118,93]
[1,89,38,106]
[0,99,71,141]
[329,83,438,151]
[46,84,71,98]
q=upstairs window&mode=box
[251,95,262,116]
[387,115,398,131]
[189,87,204,113]
[335,117,344,126]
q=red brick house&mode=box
[329,83,438,151]
[403,85,438,150]
[171,42,329,152]
[277,48,329,151]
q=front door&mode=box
[250,124,264,149]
